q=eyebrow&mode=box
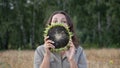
[52,17,66,21]
[61,18,67,21]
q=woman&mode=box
[34,11,87,68]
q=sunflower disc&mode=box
[44,23,73,52]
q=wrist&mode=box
[69,58,78,68]
[68,58,75,63]
[44,53,50,58]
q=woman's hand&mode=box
[65,40,76,62]
[44,36,55,56]
[65,40,78,68]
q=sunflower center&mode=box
[54,31,65,41]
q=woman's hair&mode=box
[46,11,79,48]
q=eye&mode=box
[62,21,67,23]
[52,20,57,23]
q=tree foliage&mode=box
[0,0,120,50]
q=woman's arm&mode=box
[40,36,55,68]
[69,58,78,68]
[68,47,87,68]
[66,40,87,68]
[34,46,52,68]
[66,40,78,68]
[34,36,55,68]
[40,53,50,68]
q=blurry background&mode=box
[0,0,120,68]
[0,0,120,50]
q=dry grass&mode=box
[0,49,120,68]
[85,48,120,68]
[0,50,34,68]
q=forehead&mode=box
[52,14,66,19]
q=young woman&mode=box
[34,11,87,68]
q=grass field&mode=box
[0,49,120,68]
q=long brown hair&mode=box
[46,11,79,48]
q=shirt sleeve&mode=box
[34,46,44,68]
[77,47,87,68]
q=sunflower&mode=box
[44,23,73,52]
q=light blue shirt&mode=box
[34,45,87,68]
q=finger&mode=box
[69,39,72,43]
[49,44,55,49]
[44,36,49,41]
[46,40,54,44]
[46,43,55,49]
[70,39,72,41]
[69,40,74,46]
